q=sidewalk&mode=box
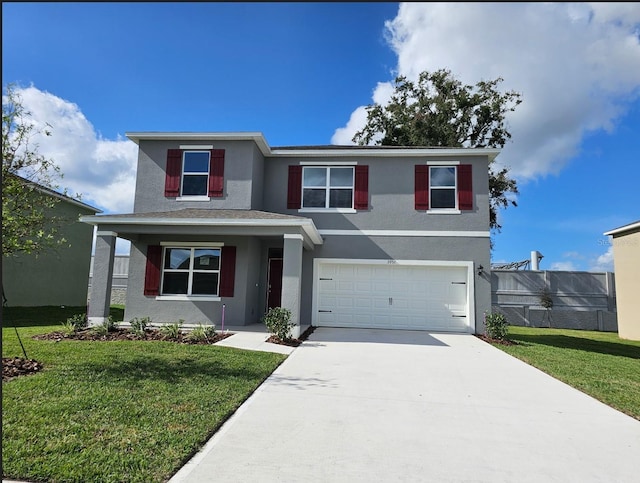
[214,323,296,355]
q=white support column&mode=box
[281,234,304,338]
[88,230,117,326]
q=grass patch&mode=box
[488,326,640,420]
[2,305,124,327]
[2,307,287,482]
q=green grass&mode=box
[489,326,640,421]
[2,306,287,483]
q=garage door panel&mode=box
[316,262,471,332]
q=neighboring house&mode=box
[2,179,101,307]
[604,220,640,341]
[82,133,496,337]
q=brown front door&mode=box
[267,258,283,309]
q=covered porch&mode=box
[80,209,323,338]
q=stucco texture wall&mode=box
[2,198,97,307]
[612,228,640,340]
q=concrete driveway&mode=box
[171,328,640,483]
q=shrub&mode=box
[484,311,509,340]
[186,323,216,343]
[62,313,87,333]
[159,320,183,340]
[129,317,151,337]
[92,316,118,336]
[262,307,294,341]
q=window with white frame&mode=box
[302,166,354,209]
[161,247,220,295]
[430,166,457,209]
[181,151,210,196]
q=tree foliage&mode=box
[2,84,69,257]
[352,69,522,231]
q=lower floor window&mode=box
[162,247,221,295]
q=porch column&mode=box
[282,234,304,338]
[88,230,116,326]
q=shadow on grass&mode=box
[81,352,280,384]
[2,305,125,327]
[510,333,640,360]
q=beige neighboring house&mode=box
[2,179,101,307]
[604,220,640,341]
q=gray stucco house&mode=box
[3,178,101,307]
[82,133,496,337]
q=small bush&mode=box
[484,311,509,340]
[130,317,151,338]
[159,321,183,340]
[186,323,216,343]
[92,316,118,336]
[62,313,87,333]
[262,307,294,341]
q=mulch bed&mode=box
[32,327,234,344]
[3,357,44,382]
[266,325,316,347]
[475,334,518,346]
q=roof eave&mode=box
[603,220,640,236]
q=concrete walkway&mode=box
[170,327,640,483]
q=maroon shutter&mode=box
[415,165,429,210]
[287,165,303,209]
[219,246,236,297]
[209,149,225,197]
[354,165,369,210]
[165,149,182,197]
[144,245,162,296]
[457,164,473,210]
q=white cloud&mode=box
[590,246,615,272]
[333,3,640,180]
[549,261,579,271]
[13,85,138,213]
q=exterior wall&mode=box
[610,228,640,340]
[3,199,96,307]
[133,139,265,213]
[263,154,490,233]
[300,235,491,334]
[124,235,263,327]
[491,270,617,332]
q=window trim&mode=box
[300,165,355,210]
[180,150,211,197]
[429,165,458,211]
[160,246,221,297]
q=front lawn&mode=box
[488,326,640,421]
[2,307,287,483]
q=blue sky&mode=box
[3,2,640,270]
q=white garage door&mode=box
[315,261,471,332]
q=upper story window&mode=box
[415,163,473,211]
[182,151,210,196]
[302,166,354,209]
[162,247,221,296]
[164,148,225,199]
[430,166,457,209]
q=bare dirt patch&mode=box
[475,334,519,346]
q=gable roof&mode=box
[8,174,102,213]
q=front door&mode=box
[267,258,283,309]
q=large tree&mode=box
[2,84,69,257]
[353,69,522,232]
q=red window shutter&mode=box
[354,165,369,210]
[209,149,225,197]
[287,165,303,209]
[144,245,162,296]
[457,164,473,210]
[219,246,236,297]
[415,165,429,210]
[165,149,182,197]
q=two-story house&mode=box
[82,133,496,337]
